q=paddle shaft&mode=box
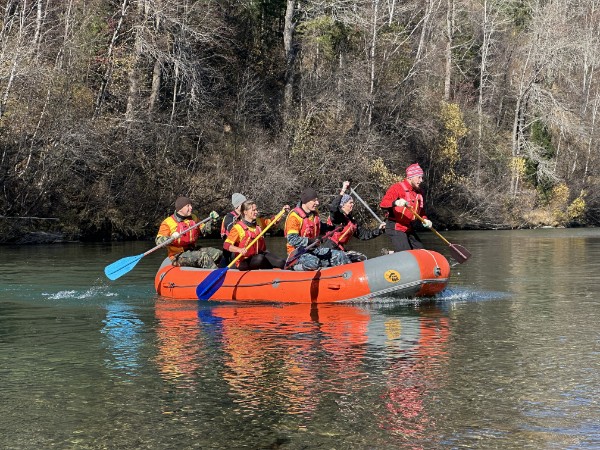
[349,188,385,225]
[104,215,216,280]
[227,207,288,268]
[410,206,471,263]
[409,207,452,246]
[144,216,213,257]
[284,225,343,269]
[350,187,452,247]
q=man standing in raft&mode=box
[156,196,222,268]
[379,163,433,252]
[284,187,350,270]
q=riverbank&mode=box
[3,223,590,245]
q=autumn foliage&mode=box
[0,0,598,241]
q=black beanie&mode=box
[300,188,318,204]
[175,196,192,211]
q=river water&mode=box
[1,228,598,449]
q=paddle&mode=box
[409,207,471,264]
[104,215,214,281]
[196,207,288,300]
[284,225,343,270]
[350,187,385,225]
[351,186,470,263]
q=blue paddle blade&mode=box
[196,268,228,300]
[104,254,144,280]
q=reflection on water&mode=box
[1,230,599,448]
[155,302,212,388]
[153,299,453,446]
[101,302,144,377]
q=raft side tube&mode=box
[363,250,449,299]
[155,250,450,302]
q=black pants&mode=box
[385,221,423,252]
[237,251,285,271]
[219,249,233,268]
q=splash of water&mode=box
[437,286,512,303]
[43,284,118,300]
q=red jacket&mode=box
[379,179,427,232]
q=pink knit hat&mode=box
[406,163,424,178]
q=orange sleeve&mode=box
[224,224,243,250]
[157,220,171,238]
[284,212,302,236]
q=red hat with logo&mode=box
[405,163,424,178]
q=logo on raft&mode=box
[384,269,401,283]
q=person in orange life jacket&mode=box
[323,181,386,262]
[219,192,247,267]
[224,199,290,271]
[155,196,222,268]
[379,163,433,252]
[284,187,350,271]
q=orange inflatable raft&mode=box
[155,249,450,303]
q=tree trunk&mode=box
[126,5,147,123]
[443,0,453,102]
[283,0,296,123]
[0,1,25,119]
[367,0,379,128]
[32,0,43,57]
[94,0,129,118]
[584,89,598,179]
[170,60,179,125]
[336,51,345,119]
[477,0,491,187]
[511,42,534,197]
[148,58,161,113]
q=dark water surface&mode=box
[1,229,599,449]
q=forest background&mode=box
[1,0,599,242]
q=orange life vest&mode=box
[285,207,321,254]
[293,206,320,237]
[162,214,199,258]
[326,216,357,250]
[390,180,425,231]
[233,221,266,265]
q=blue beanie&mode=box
[340,194,353,207]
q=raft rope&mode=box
[168,273,347,290]
[421,249,442,277]
[341,278,447,303]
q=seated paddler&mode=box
[322,180,386,262]
[224,200,289,270]
[156,196,222,268]
[284,187,350,271]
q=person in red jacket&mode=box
[379,163,433,252]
